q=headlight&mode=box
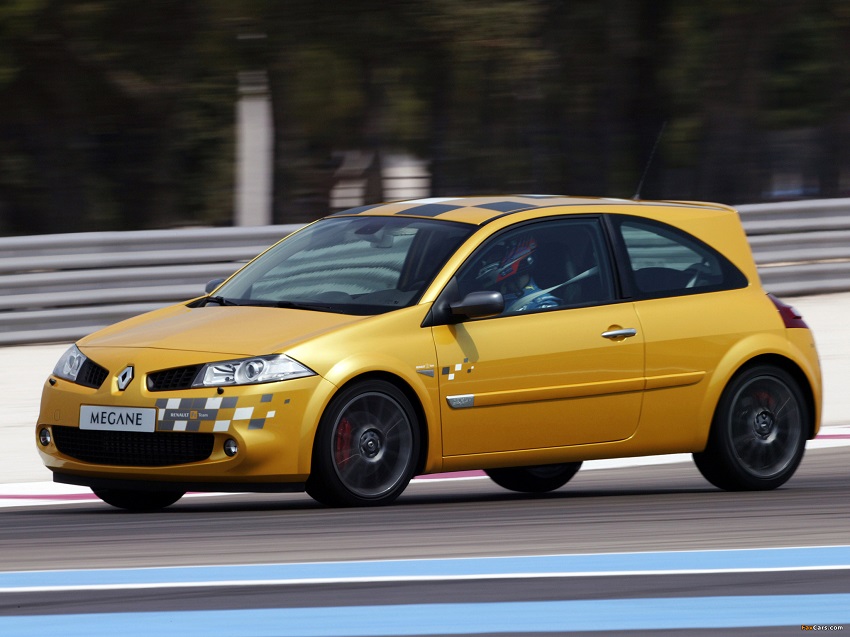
[193,354,316,387]
[53,345,88,383]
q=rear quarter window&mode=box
[613,216,748,299]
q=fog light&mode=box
[38,428,52,446]
[223,438,238,457]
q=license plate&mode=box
[80,406,156,433]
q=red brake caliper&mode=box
[335,417,352,465]
[755,389,774,411]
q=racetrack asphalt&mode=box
[2,291,848,497]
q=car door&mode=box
[611,215,752,443]
[431,217,645,458]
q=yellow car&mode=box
[36,196,822,510]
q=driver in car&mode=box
[480,235,560,313]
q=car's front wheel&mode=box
[485,462,582,493]
[92,488,184,512]
[306,380,420,507]
[693,364,808,491]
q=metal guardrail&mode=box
[1,199,849,346]
[0,225,301,346]
[738,199,850,297]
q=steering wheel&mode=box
[684,261,713,288]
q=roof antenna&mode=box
[633,120,667,201]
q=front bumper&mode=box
[52,471,306,493]
[36,358,332,487]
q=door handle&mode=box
[601,328,637,340]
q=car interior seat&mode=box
[535,231,609,306]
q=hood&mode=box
[79,304,367,357]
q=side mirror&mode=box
[205,278,226,294]
[449,291,504,320]
[422,278,505,327]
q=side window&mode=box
[456,218,616,316]
[617,218,747,298]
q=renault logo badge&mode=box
[117,366,134,391]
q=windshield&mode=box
[210,216,474,315]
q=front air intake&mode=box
[52,426,214,466]
[146,365,203,391]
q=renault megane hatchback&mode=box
[36,196,822,510]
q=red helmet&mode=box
[495,235,537,283]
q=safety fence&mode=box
[738,198,850,297]
[0,225,300,346]
[1,199,849,346]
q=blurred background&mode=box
[1,0,848,235]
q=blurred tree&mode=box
[760,0,850,199]
[0,0,848,234]
[820,1,850,198]
[259,0,439,222]
[0,0,237,234]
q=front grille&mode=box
[52,426,214,466]
[78,360,109,389]
[147,365,203,391]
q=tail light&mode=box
[768,293,809,329]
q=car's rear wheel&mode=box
[92,488,184,512]
[306,380,420,507]
[485,462,582,493]
[693,365,808,491]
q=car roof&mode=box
[329,195,734,226]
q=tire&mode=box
[693,365,808,491]
[92,488,184,512]
[306,380,420,507]
[485,462,582,493]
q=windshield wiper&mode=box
[199,296,239,307]
[235,299,334,312]
[274,300,334,311]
